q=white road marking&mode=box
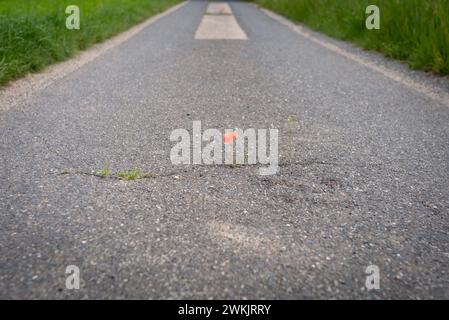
[0,1,188,114]
[195,15,248,40]
[206,2,232,15]
[195,3,247,40]
[261,8,449,108]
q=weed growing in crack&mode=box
[117,169,141,180]
[225,145,250,168]
[98,168,111,178]
[115,169,156,180]
[117,169,156,180]
[57,168,156,181]
[142,172,156,178]
[59,169,70,176]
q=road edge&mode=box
[259,6,449,109]
[0,1,188,113]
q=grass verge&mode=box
[254,0,449,76]
[0,0,180,86]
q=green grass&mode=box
[116,169,154,180]
[0,0,180,86]
[254,0,449,75]
[117,169,141,180]
[98,168,111,178]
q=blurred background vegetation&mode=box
[0,0,180,86]
[1,0,447,87]
[255,0,449,76]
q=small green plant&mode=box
[142,172,156,179]
[226,145,250,168]
[117,169,141,180]
[98,168,111,178]
[59,169,70,175]
[287,115,295,128]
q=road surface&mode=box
[1,0,448,299]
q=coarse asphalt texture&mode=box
[1,0,448,299]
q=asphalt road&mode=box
[1,0,448,299]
